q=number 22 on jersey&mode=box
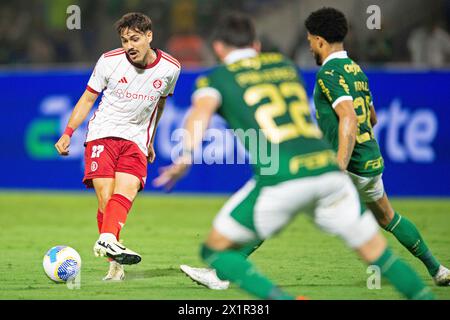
[244,82,321,143]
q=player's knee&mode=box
[114,185,139,202]
[371,208,393,228]
[98,193,112,212]
[378,216,392,229]
[356,232,387,263]
[99,200,109,212]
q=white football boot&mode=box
[180,265,230,290]
[433,265,450,286]
[94,233,141,265]
[103,260,125,281]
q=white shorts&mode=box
[347,172,385,202]
[213,171,379,249]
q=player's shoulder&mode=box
[317,60,345,80]
[195,64,226,88]
[317,65,332,79]
[158,49,181,70]
[98,48,126,68]
[102,48,126,59]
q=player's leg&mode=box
[95,172,142,265]
[92,178,125,280]
[180,180,264,290]
[349,172,448,285]
[84,138,117,235]
[94,140,148,265]
[93,178,115,234]
[180,241,263,290]
[200,229,296,300]
[200,178,321,299]
[84,138,128,277]
[316,173,434,299]
[368,193,449,285]
[356,232,434,299]
[101,172,140,239]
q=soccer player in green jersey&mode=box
[305,7,449,286]
[153,13,435,299]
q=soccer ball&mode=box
[43,246,81,283]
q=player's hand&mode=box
[152,156,191,191]
[55,134,71,156]
[147,144,156,163]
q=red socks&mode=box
[100,194,132,240]
[97,210,104,233]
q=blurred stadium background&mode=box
[0,0,449,195]
[0,0,449,300]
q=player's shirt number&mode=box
[91,145,105,158]
[353,96,375,144]
[244,82,321,143]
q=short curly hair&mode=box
[305,7,348,43]
[115,12,152,35]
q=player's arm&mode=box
[370,104,377,127]
[54,90,99,156]
[335,100,358,171]
[147,98,167,163]
[368,89,377,127]
[153,93,220,190]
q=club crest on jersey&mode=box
[153,79,163,89]
[91,161,98,172]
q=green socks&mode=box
[201,244,294,300]
[372,247,434,300]
[200,243,434,300]
[237,240,264,258]
[385,212,441,276]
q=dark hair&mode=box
[212,13,256,48]
[305,7,348,43]
[115,12,152,35]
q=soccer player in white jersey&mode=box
[55,12,181,280]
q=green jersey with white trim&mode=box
[194,51,339,185]
[313,52,384,177]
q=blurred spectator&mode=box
[170,0,196,35]
[0,0,449,67]
[292,37,316,68]
[344,24,361,62]
[365,27,394,64]
[167,32,213,68]
[259,34,282,53]
[27,34,56,64]
[408,20,450,68]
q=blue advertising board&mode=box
[0,67,448,196]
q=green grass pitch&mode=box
[0,192,449,300]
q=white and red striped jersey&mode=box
[85,48,181,155]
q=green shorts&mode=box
[213,171,378,248]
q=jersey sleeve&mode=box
[87,55,108,94]
[162,67,181,98]
[191,74,223,106]
[316,69,353,109]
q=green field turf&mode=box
[0,192,449,300]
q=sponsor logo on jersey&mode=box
[118,77,128,84]
[112,88,158,101]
